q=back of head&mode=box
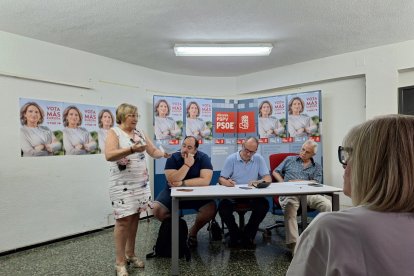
[344,114,414,212]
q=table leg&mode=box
[171,197,179,275]
[332,193,340,211]
[300,195,308,230]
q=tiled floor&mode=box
[0,213,293,276]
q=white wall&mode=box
[0,31,236,253]
[237,40,414,118]
[1,30,414,252]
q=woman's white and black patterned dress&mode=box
[108,127,151,219]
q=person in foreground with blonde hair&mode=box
[287,115,414,275]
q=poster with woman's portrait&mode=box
[287,91,321,141]
[185,98,213,141]
[19,98,64,157]
[153,96,183,154]
[257,96,286,140]
[96,107,116,154]
[61,103,98,155]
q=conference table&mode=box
[170,182,343,275]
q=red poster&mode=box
[215,139,225,144]
[215,112,236,133]
[258,138,268,144]
[237,111,256,133]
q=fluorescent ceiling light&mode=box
[174,43,273,56]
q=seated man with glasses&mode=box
[218,137,271,248]
[272,139,331,254]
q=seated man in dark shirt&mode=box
[152,136,216,247]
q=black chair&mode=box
[220,202,251,242]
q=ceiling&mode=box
[1,0,414,77]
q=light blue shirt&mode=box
[220,151,270,184]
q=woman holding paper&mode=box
[105,103,169,276]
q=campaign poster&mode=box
[96,106,116,154]
[185,98,213,143]
[153,96,183,155]
[213,99,237,138]
[61,103,99,155]
[215,111,236,135]
[19,98,64,157]
[257,96,287,143]
[236,99,257,142]
[211,99,238,170]
[287,91,321,143]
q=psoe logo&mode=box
[239,115,249,130]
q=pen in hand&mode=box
[225,177,236,187]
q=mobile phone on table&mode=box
[239,187,252,190]
[308,183,323,187]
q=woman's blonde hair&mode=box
[343,114,414,212]
[20,102,45,126]
[63,105,82,127]
[116,103,137,124]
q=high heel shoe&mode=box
[125,255,145,268]
[115,264,128,276]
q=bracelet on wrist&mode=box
[184,163,190,168]
[130,146,134,154]
[182,180,185,186]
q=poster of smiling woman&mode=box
[257,96,286,140]
[62,103,98,155]
[96,107,116,154]
[19,98,63,157]
[185,98,213,142]
[287,91,321,142]
[153,96,183,155]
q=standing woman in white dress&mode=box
[20,102,61,156]
[105,103,169,276]
[185,101,211,140]
[62,105,97,155]
[154,99,181,140]
[98,109,115,153]
[258,100,284,138]
[287,97,317,138]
